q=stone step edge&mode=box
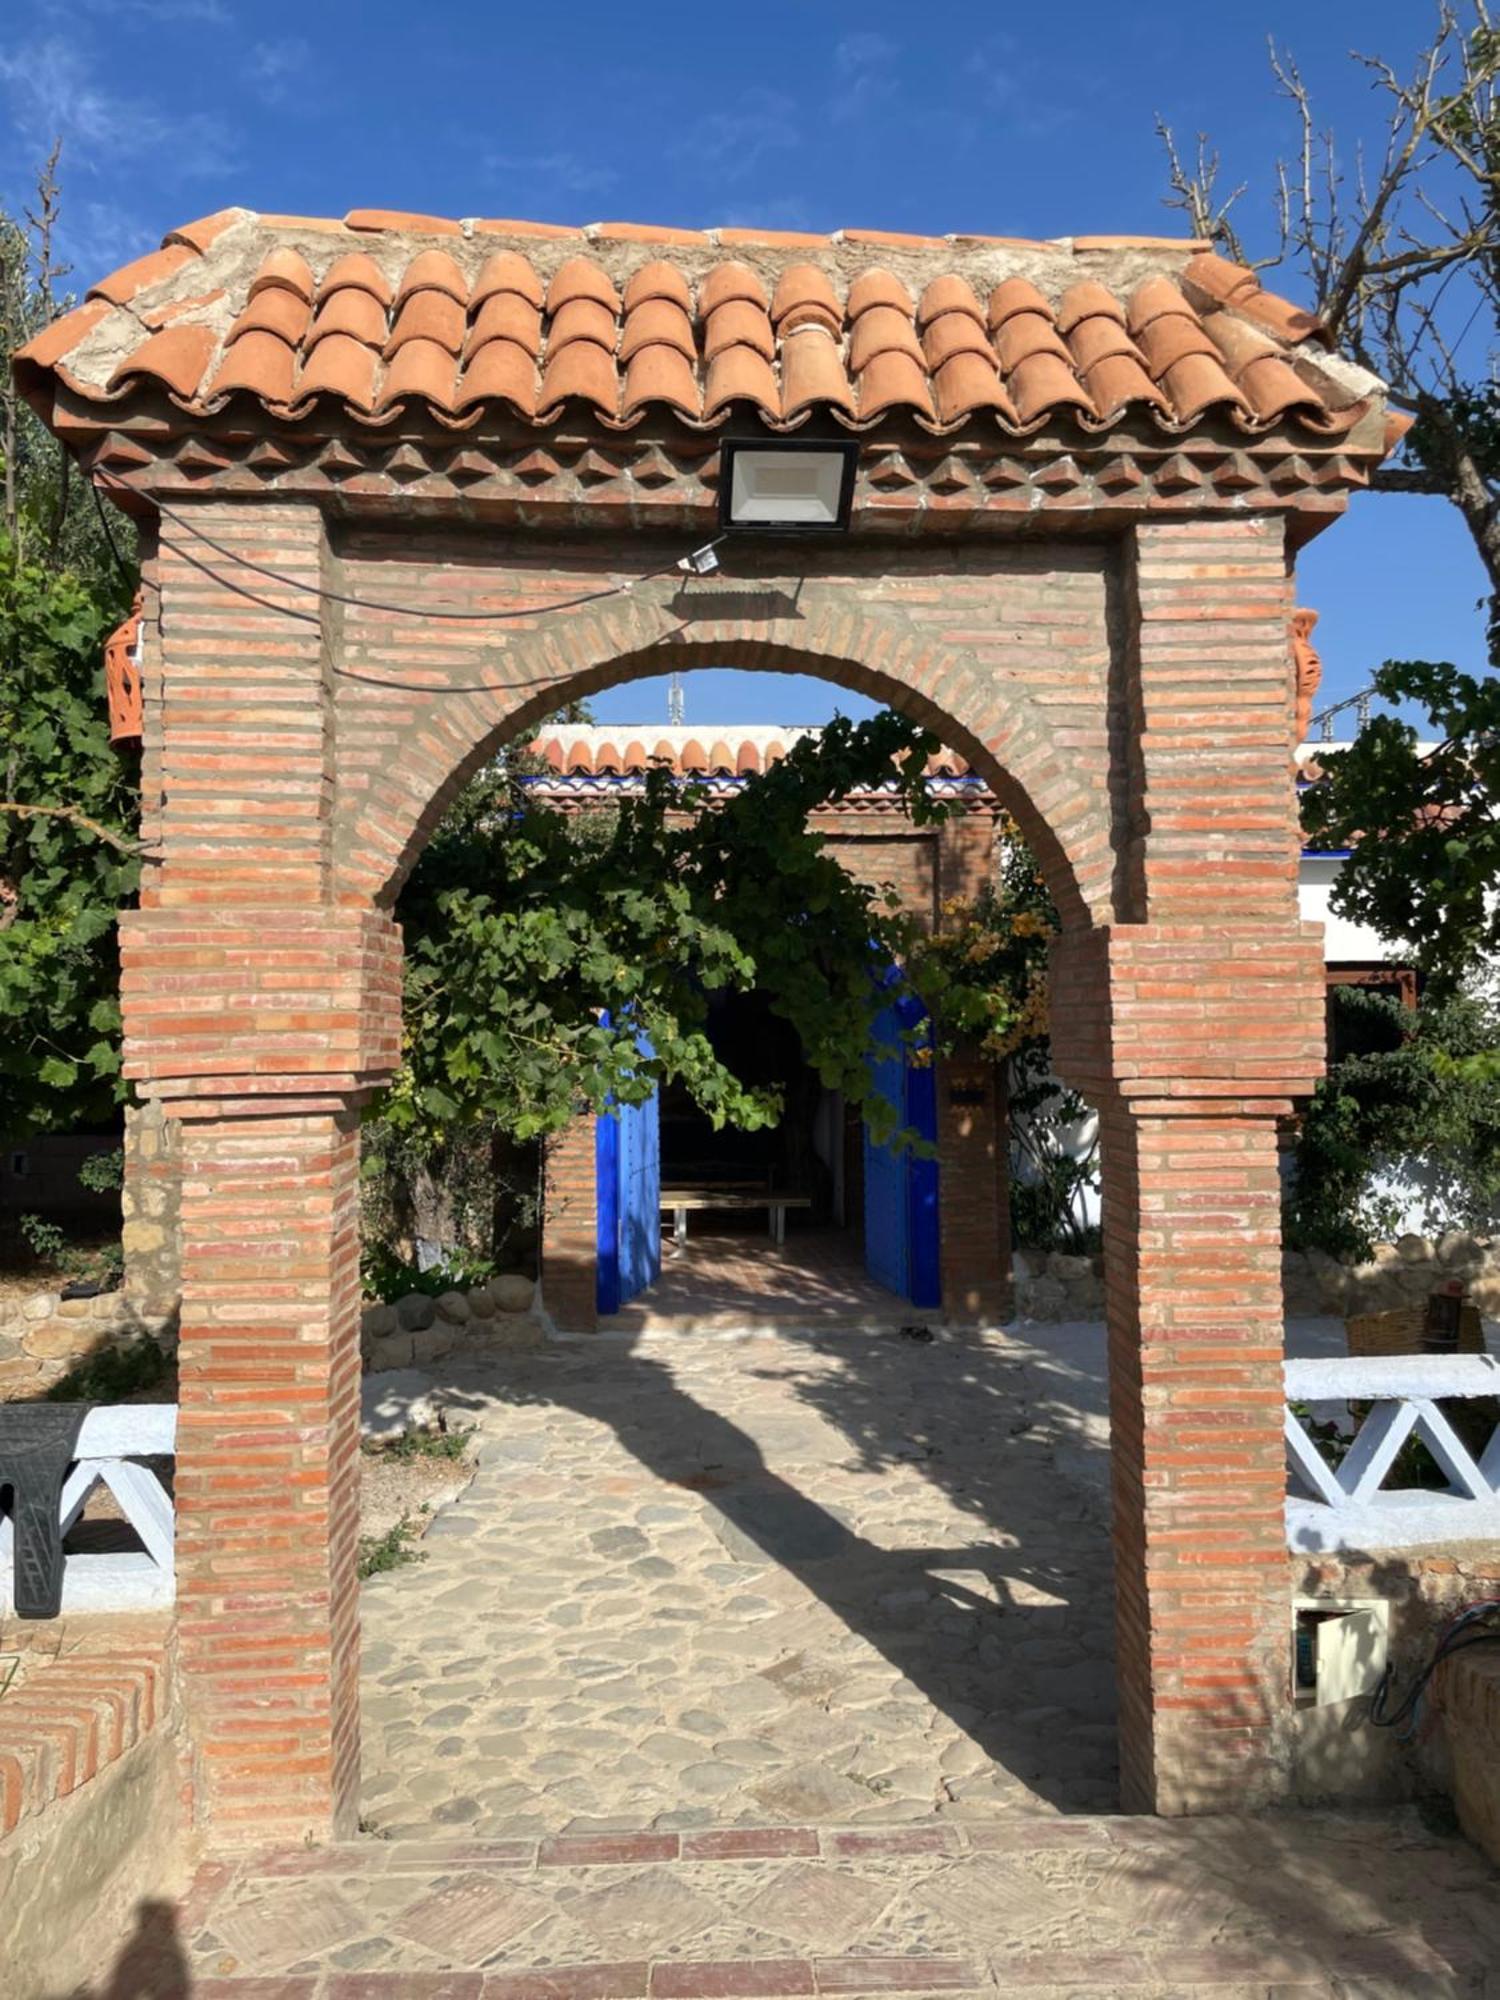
[218,1808,1402,1885]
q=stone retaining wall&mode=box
[1283,1229,1500,1318]
[1012,1248,1105,1322]
[360,1274,540,1371]
[0,1289,176,1401]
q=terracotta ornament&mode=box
[1291,607,1322,743]
[104,589,144,747]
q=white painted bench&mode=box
[1284,1354,1500,1552]
[0,1404,177,1613]
[661,1189,812,1247]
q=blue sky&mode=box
[2,0,1486,733]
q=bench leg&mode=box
[675,1207,687,1245]
[773,1207,785,1247]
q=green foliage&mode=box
[360,1240,495,1303]
[17,1211,123,1289]
[76,1146,123,1193]
[1287,985,1500,1257]
[1301,659,1500,994]
[384,711,950,1153]
[356,1516,426,1579]
[1,172,140,1142]
[42,1334,169,1403]
[363,1422,476,1463]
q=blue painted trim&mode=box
[595,1105,621,1317]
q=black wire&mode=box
[90,478,134,588]
[1368,1603,1500,1734]
[93,470,684,623]
[161,534,591,697]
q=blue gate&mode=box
[595,1030,661,1317]
[862,987,941,1309]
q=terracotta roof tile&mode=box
[209,328,297,404]
[623,259,694,313]
[547,257,620,315]
[622,343,699,420]
[308,287,388,349]
[453,339,538,416]
[848,268,915,318]
[857,348,935,421]
[20,208,1385,445]
[249,246,315,303]
[14,298,111,372]
[781,325,856,418]
[464,291,542,361]
[87,243,196,306]
[704,345,779,420]
[319,251,393,307]
[228,286,312,345]
[704,298,775,361]
[699,262,767,314]
[549,295,619,356]
[296,332,380,411]
[386,289,466,358]
[771,264,842,326]
[539,338,618,416]
[619,297,695,363]
[346,208,462,236]
[851,304,925,372]
[107,323,217,399]
[379,337,458,413]
[394,251,466,308]
[472,250,545,310]
[472,216,576,240]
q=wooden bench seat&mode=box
[660,1188,812,1246]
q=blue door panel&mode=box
[596,1022,660,1316]
[862,985,941,1309]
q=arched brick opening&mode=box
[16,206,1388,1854]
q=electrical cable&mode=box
[90,477,134,588]
[1367,1598,1500,1740]
[92,470,685,622]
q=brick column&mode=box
[936,1056,1011,1322]
[541,1110,598,1332]
[119,498,404,1843]
[1052,923,1324,1813]
[173,1106,364,1841]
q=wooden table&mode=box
[661,1189,812,1246]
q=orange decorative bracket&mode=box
[104,590,144,747]
[1291,607,1322,743]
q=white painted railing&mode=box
[0,1405,176,1612]
[1285,1355,1500,1553]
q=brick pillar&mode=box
[936,1056,1010,1321]
[542,1110,598,1332]
[173,1106,364,1842]
[119,498,403,1844]
[1052,923,1324,1813]
[121,1099,182,1318]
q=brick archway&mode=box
[17,206,1384,1849]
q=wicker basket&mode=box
[1344,1301,1484,1357]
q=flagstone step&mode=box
[171,1812,1496,1996]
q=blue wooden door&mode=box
[595,1026,661,1316]
[862,989,941,1309]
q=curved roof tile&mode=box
[15,207,1386,447]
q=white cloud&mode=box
[831,33,898,124]
[249,36,309,106]
[484,150,619,199]
[670,88,799,182]
[0,37,237,179]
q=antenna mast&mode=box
[667,672,684,726]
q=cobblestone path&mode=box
[157,1811,1500,1993]
[359,1327,1119,1837]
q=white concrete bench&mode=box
[0,1404,177,1612]
[1284,1354,1500,1551]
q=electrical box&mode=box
[1293,1597,1391,1707]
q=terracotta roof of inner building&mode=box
[13,208,1387,442]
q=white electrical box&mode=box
[1293,1597,1391,1707]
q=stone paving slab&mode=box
[150,1810,1499,1995]
[359,1328,1117,1836]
